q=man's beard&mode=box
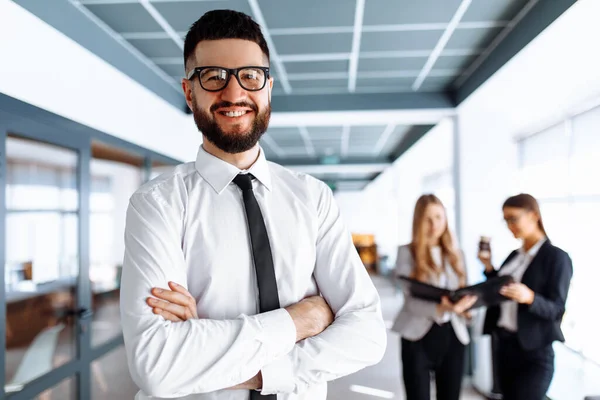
[191,97,271,154]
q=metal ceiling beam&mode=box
[80,0,228,3]
[373,124,396,155]
[412,0,472,91]
[12,0,185,109]
[284,163,391,175]
[297,126,316,157]
[348,0,366,92]
[119,21,508,40]
[138,0,183,50]
[271,92,454,114]
[388,125,435,161]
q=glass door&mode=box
[3,133,87,400]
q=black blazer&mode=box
[483,240,573,351]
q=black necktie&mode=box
[233,174,279,400]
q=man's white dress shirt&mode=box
[120,146,386,400]
[497,237,547,332]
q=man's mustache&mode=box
[210,101,258,113]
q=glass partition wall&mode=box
[0,102,179,399]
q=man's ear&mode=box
[182,78,194,111]
[268,77,274,102]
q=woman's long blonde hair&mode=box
[410,194,466,286]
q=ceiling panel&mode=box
[265,130,304,147]
[307,126,343,139]
[159,64,185,77]
[284,60,349,74]
[420,75,459,90]
[127,39,181,58]
[358,57,427,72]
[271,87,287,95]
[290,79,349,90]
[350,126,387,142]
[335,181,370,191]
[283,148,312,158]
[153,0,253,32]
[433,55,477,70]
[259,0,354,29]
[378,125,411,156]
[463,0,529,22]
[272,33,353,55]
[363,0,463,25]
[85,3,161,33]
[346,148,376,157]
[446,27,504,50]
[360,31,443,52]
[315,140,342,152]
[356,77,415,89]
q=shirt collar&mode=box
[194,145,272,194]
[519,237,547,258]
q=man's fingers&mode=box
[169,282,196,300]
[152,288,193,307]
[146,297,187,318]
[152,307,182,322]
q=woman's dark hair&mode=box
[183,10,270,69]
[503,193,547,235]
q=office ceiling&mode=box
[72,0,528,96]
[12,0,570,191]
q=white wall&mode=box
[455,0,600,396]
[90,159,142,266]
[0,0,200,162]
[334,0,600,396]
[335,117,454,261]
[457,0,600,279]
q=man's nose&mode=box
[220,75,248,104]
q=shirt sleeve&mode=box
[260,182,387,395]
[120,190,296,398]
[527,249,573,320]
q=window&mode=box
[89,141,143,346]
[519,104,600,363]
[5,136,79,287]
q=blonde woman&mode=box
[392,194,476,400]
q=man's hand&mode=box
[285,296,335,342]
[500,282,535,304]
[147,285,335,342]
[146,285,334,391]
[146,282,198,321]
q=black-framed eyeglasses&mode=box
[186,66,270,92]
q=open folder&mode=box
[398,275,514,309]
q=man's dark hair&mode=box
[183,10,270,70]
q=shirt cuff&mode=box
[255,308,296,360]
[260,354,295,394]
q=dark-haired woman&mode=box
[480,194,573,400]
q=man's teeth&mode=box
[223,111,247,117]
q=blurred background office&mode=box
[0,0,599,399]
